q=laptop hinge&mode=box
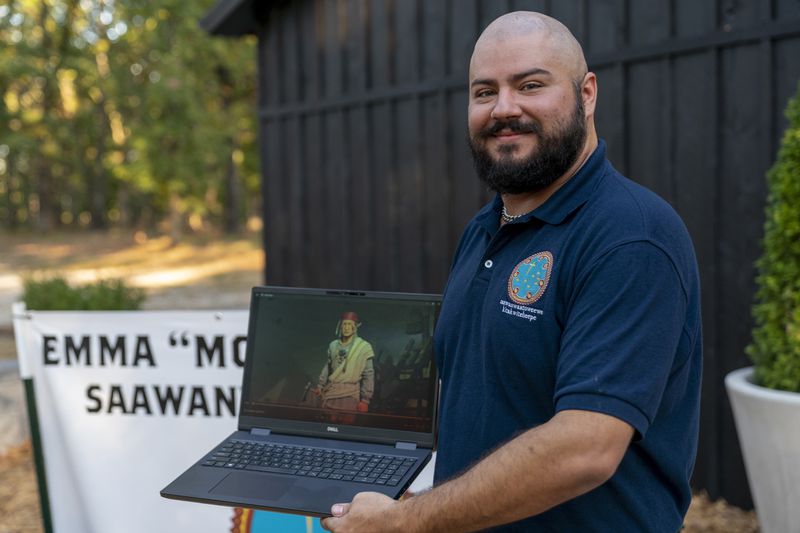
[395,441,417,450]
[251,428,271,437]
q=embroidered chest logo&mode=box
[507,251,554,305]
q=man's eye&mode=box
[474,89,494,98]
[521,82,541,91]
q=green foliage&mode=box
[747,84,800,392]
[23,276,146,311]
[0,1,259,233]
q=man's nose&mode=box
[490,88,522,121]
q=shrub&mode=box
[746,84,800,392]
[23,276,146,311]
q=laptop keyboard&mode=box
[202,439,417,486]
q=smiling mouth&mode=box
[492,130,534,144]
[495,132,525,139]
[477,120,540,144]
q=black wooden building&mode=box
[202,0,800,508]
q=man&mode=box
[316,311,374,412]
[323,11,701,532]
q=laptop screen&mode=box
[240,288,440,436]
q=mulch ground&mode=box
[0,440,758,532]
[685,492,759,532]
[0,442,43,533]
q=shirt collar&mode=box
[475,140,608,232]
[474,194,504,234]
[530,140,607,225]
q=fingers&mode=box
[320,503,350,532]
[332,502,350,516]
[320,516,337,531]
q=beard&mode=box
[468,93,587,195]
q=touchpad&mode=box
[210,472,296,500]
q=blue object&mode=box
[250,511,325,532]
[433,141,702,531]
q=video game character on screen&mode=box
[311,311,375,413]
[247,295,437,432]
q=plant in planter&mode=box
[746,85,800,391]
[726,84,800,533]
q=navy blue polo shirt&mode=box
[432,141,702,532]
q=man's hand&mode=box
[320,492,402,533]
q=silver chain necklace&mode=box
[499,148,594,225]
[501,205,530,223]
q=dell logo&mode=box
[327,426,339,433]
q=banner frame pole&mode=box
[13,302,54,533]
[23,377,54,533]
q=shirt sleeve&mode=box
[553,241,687,440]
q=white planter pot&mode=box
[725,367,800,533]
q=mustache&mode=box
[477,119,543,139]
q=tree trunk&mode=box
[217,65,241,234]
[117,181,130,227]
[90,106,108,229]
[223,143,242,234]
[33,0,78,231]
[169,192,183,243]
[34,1,55,231]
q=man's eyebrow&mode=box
[470,78,495,88]
[470,68,553,88]
[510,68,552,82]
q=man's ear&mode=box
[581,72,598,119]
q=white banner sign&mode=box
[12,304,332,533]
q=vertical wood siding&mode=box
[256,0,800,508]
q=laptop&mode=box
[161,286,441,517]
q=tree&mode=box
[0,0,259,235]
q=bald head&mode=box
[472,11,587,83]
[466,10,599,197]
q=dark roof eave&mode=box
[200,0,263,36]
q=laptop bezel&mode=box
[238,286,440,450]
